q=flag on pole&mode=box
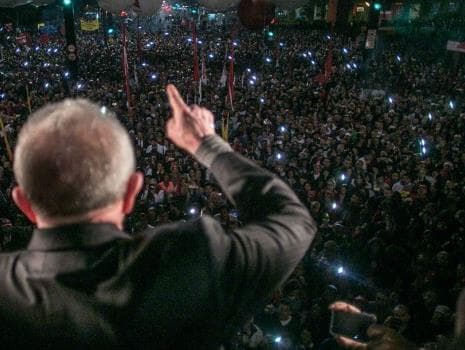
[314,43,333,85]
[324,43,333,80]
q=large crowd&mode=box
[1,11,465,350]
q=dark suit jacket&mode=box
[0,139,316,349]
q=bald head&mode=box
[14,99,135,219]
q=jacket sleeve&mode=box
[195,136,317,317]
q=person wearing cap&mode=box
[0,85,316,348]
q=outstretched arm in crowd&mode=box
[330,302,418,350]
[166,84,317,321]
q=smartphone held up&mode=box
[330,309,377,343]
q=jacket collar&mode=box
[28,222,131,251]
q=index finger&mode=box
[166,84,190,115]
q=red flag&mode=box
[192,22,200,82]
[314,44,333,85]
[324,44,333,81]
[38,33,50,45]
[227,40,235,109]
[314,73,326,85]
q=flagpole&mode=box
[221,113,229,142]
[219,44,228,88]
[25,84,32,114]
[192,20,200,103]
[227,38,235,111]
[0,115,13,162]
[133,62,139,88]
[121,14,132,117]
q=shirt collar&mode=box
[28,222,131,251]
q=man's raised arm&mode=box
[166,84,316,312]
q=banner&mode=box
[80,19,100,31]
[446,41,465,54]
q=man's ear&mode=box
[12,186,37,224]
[122,172,144,215]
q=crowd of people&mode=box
[1,11,464,349]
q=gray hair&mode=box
[14,99,135,219]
